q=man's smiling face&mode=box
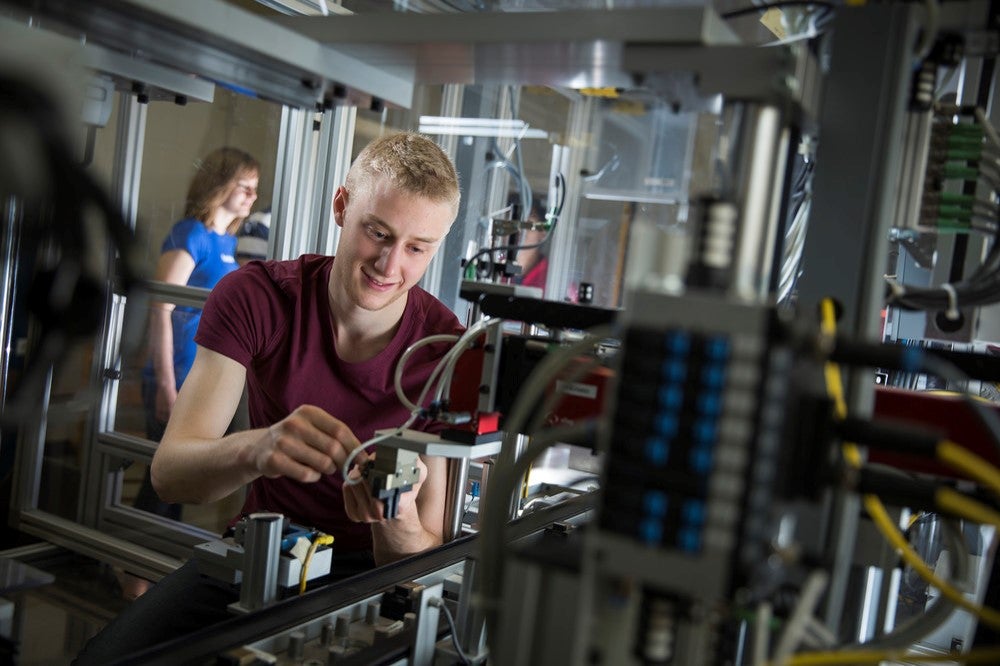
[332,176,454,314]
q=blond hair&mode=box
[345,133,460,215]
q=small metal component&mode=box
[365,601,381,625]
[368,447,421,519]
[334,615,351,639]
[287,631,305,659]
[321,621,335,646]
[327,644,348,664]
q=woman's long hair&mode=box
[184,147,259,233]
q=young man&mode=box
[74,132,464,664]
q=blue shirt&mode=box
[152,218,238,388]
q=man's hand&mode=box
[342,452,427,523]
[250,405,362,483]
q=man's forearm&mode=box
[371,514,443,566]
[151,428,265,504]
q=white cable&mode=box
[771,570,829,663]
[433,318,503,403]
[941,282,960,320]
[342,411,419,486]
[752,601,772,666]
[976,107,1000,152]
[395,335,461,412]
[913,0,940,62]
[350,318,501,487]
[428,597,476,665]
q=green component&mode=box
[936,218,972,230]
[947,135,984,149]
[937,205,973,219]
[942,164,979,180]
[951,123,984,136]
[939,192,976,205]
[947,149,983,161]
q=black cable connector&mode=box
[835,416,940,457]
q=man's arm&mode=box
[343,454,448,566]
[151,345,362,504]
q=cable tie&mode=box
[941,283,961,320]
[885,277,906,299]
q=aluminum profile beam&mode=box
[271,7,741,89]
[1,0,414,109]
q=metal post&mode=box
[730,103,788,302]
[443,457,471,542]
[313,105,356,257]
[0,197,20,410]
[84,91,146,525]
[235,512,283,613]
[456,558,488,661]
[422,83,464,298]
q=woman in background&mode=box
[121,147,259,601]
[137,147,260,519]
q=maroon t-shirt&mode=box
[195,254,464,552]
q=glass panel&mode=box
[134,88,281,269]
[102,86,281,535]
[121,462,245,535]
[37,337,97,521]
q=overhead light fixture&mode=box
[418,116,549,140]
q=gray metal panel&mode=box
[17,509,183,579]
[2,0,414,109]
[624,289,770,333]
[272,7,741,46]
[795,4,918,343]
[792,4,920,633]
[271,7,740,89]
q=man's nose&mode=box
[374,244,402,276]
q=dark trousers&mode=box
[73,551,376,665]
[73,559,235,665]
[137,376,181,520]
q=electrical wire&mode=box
[464,172,566,280]
[475,326,611,658]
[341,412,420,487]
[432,317,504,404]
[846,515,965,652]
[344,317,504,486]
[937,439,1000,499]
[394,334,461,412]
[428,597,475,665]
[476,421,595,659]
[772,571,830,663]
[819,298,1000,634]
[778,645,1000,665]
[298,533,334,594]
[935,486,1000,530]
[863,495,1000,630]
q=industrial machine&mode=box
[3,0,1000,665]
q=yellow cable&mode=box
[938,440,1000,499]
[818,296,1000,633]
[864,493,1000,630]
[936,486,1000,531]
[298,534,334,595]
[781,646,1000,665]
[820,298,860,469]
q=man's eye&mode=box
[408,246,425,255]
[368,227,388,240]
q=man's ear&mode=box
[332,186,349,228]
